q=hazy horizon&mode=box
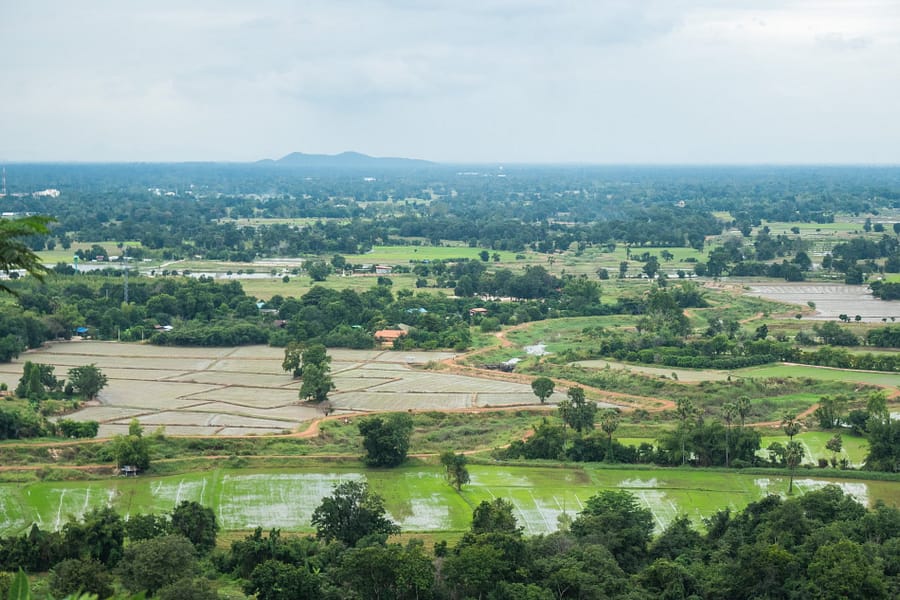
[3,1,899,164]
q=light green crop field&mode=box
[759,431,869,467]
[1,465,896,538]
[240,273,431,300]
[733,364,900,387]
[37,241,146,264]
[340,245,523,264]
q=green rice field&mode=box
[759,431,870,467]
[733,364,900,387]
[1,465,896,538]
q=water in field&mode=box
[0,466,897,537]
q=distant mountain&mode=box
[260,151,434,169]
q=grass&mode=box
[339,245,523,264]
[240,273,434,300]
[1,463,896,537]
[759,431,869,467]
[733,364,900,387]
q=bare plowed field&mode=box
[12,342,561,437]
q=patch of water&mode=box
[792,479,869,506]
[216,472,364,530]
[393,494,451,531]
[617,478,660,489]
[524,343,550,356]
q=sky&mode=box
[2,0,899,164]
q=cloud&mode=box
[1,0,900,162]
[815,32,872,50]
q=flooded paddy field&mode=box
[0,465,896,537]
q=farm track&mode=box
[445,321,677,412]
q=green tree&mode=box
[310,480,400,546]
[170,500,218,553]
[112,419,150,470]
[441,451,470,491]
[782,412,801,441]
[15,361,45,401]
[723,401,738,467]
[675,397,696,465]
[0,216,53,294]
[825,433,843,467]
[334,541,434,600]
[246,560,321,600]
[737,395,751,428]
[570,489,654,571]
[157,577,219,600]
[358,413,414,467]
[471,498,522,535]
[558,387,597,433]
[298,362,334,403]
[116,534,198,595]
[530,377,555,404]
[785,440,804,494]
[307,261,330,281]
[62,506,126,567]
[67,364,108,399]
[807,539,887,599]
[281,342,303,377]
[599,408,621,460]
[814,394,850,429]
[49,559,114,600]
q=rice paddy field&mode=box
[0,342,569,437]
[744,283,900,322]
[759,431,870,467]
[732,364,900,387]
[1,464,896,538]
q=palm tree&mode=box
[675,398,696,466]
[600,409,621,461]
[785,441,804,494]
[723,402,737,467]
[736,396,751,428]
[781,412,801,441]
[0,216,53,294]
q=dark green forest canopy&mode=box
[6,164,900,257]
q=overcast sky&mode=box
[2,0,899,163]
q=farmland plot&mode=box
[12,342,559,437]
[1,466,896,537]
[745,283,900,322]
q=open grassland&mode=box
[0,342,569,438]
[0,464,896,538]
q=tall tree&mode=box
[723,401,737,467]
[675,398,696,466]
[67,364,108,400]
[358,413,414,467]
[170,501,219,553]
[530,377,555,404]
[558,387,597,434]
[310,480,399,546]
[440,451,470,491]
[599,409,621,460]
[781,412,801,441]
[298,362,334,403]
[785,440,804,494]
[737,396,751,428]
